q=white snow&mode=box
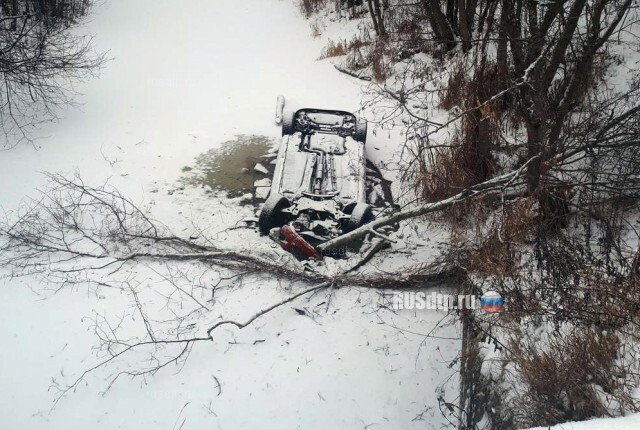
[523,413,640,430]
[254,163,269,175]
[0,1,460,429]
[254,178,272,187]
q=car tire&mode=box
[282,111,296,136]
[354,118,367,143]
[345,203,374,232]
[259,194,291,235]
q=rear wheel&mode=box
[259,194,291,235]
[354,118,367,143]
[345,203,373,232]
[282,111,296,136]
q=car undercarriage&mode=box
[259,108,373,258]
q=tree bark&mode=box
[538,0,588,90]
[421,0,457,50]
[496,0,509,91]
[458,0,472,52]
[366,0,380,36]
[372,0,386,37]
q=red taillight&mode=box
[280,225,323,260]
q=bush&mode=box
[318,39,347,59]
[506,329,627,428]
[297,0,327,18]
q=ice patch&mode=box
[254,163,268,174]
[254,178,271,187]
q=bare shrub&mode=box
[0,0,105,145]
[346,3,368,19]
[438,60,470,111]
[414,60,513,218]
[395,14,425,54]
[369,40,392,82]
[418,116,499,200]
[439,60,508,113]
[297,0,327,18]
[410,145,487,224]
[347,33,372,51]
[467,198,537,276]
[343,33,374,70]
[318,38,347,59]
[506,329,638,427]
[467,230,519,276]
[418,145,477,202]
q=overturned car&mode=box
[259,108,374,259]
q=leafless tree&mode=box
[0,0,104,145]
[330,1,640,427]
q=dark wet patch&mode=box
[180,135,277,202]
[180,135,396,213]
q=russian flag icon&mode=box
[480,291,503,313]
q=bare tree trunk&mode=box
[505,0,524,74]
[538,0,588,90]
[421,0,456,50]
[496,0,509,90]
[366,0,380,36]
[458,307,484,429]
[546,0,633,155]
[446,0,458,34]
[473,111,492,183]
[458,0,472,52]
[525,121,544,193]
[422,0,444,40]
[372,0,386,37]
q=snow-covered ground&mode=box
[0,1,460,429]
[524,413,640,430]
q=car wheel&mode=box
[345,203,373,232]
[282,111,296,136]
[259,194,291,235]
[354,118,367,143]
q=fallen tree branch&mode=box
[334,64,372,81]
[205,282,330,337]
[318,160,534,251]
[367,227,397,243]
[52,281,331,409]
[0,171,477,409]
[345,238,390,273]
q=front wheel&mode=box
[258,194,291,235]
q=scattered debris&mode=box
[254,163,269,174]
